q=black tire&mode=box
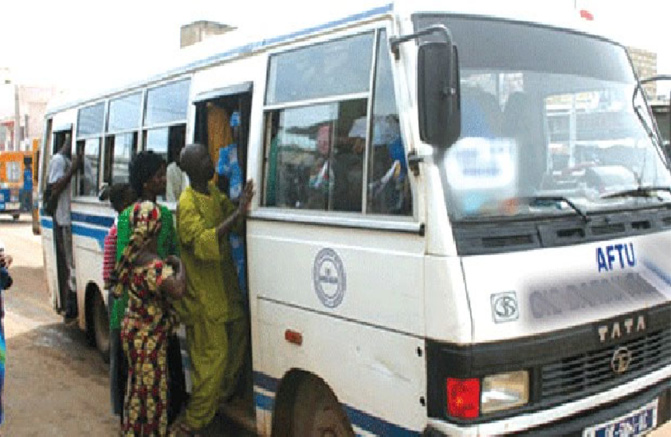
[12,213,20,221]
[93,291,110,363]
[290,379,354,437]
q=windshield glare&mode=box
[415,16,671,220]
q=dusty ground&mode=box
[0,217,252,437]
[0,216,119,436]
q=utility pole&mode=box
[13,83,20,151]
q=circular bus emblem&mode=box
[611,347,632,375]
[313,248,346,308]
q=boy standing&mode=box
[101,183,136,420]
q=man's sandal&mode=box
[169,422,202,437]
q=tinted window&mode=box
[108,93,142,132]
[145,128,169,160]
[266,32,374,105]
[143,125,185,164]
[77,138,101,196]
[414,15,634,83]
[367,30,410,215]
[144,80,190,125]
[265,99,367,211]
[104,133,136,185]
[77,102,105,137]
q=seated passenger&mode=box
[308,124,334,210]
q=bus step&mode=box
[220,399,257,435]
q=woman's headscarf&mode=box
[112,201,162,298]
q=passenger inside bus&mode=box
[308,124,334,209]
[166,141,189,202]
[364,114,410,215]
[502,91,546,195]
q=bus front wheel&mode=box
[291,378,354,437]
[12,213,19,221]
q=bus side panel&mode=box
[247,220,426,335]
[70,204,110,330]
[255,299,427,435]
[247,219,427,434]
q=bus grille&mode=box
[541,328,671,404]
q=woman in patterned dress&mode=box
[114,201,186,436]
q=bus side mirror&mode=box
[417,41,461,147]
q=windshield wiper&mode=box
[631,84,667,180]
[601,186,671,200]
[524,196,590,222]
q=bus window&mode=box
[104,132,137,185]
[143,80,189,167]
[76,103,104,197]
[76,138,101,196]
[143,125,185,165]
[5,161,20,183]
[367,29,410,216]
[104,93,142,185]
[144,80,189,126]
[263,31,375,213]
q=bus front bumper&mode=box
[424,367,671,436]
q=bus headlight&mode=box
[481,370,529,414]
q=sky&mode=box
[0,0,669,92]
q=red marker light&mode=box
[580,10,594,21]
[446,378,480,419]
[284,329,303,346]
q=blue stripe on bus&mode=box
[71,224,107,250]
[253,371,280,393]
[71,212,115,228]
[642,260,671,287]
[252,371,420,436]
[343,404,421,436]
[40,216,108,249]
[254,391,275,412]
[47,3,394,115]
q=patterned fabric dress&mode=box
[121,259,178,436]
[0,265,12,425]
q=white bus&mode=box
[38,1,671,435]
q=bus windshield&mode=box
[415,15,671,221]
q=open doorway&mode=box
[193,84,255,420]
[48,128,77,318]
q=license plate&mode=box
[583,400,657,437]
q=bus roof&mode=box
[46,0,618,116]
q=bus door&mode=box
[40,121,75,313]
[194,82,253,200]
[193,82,254,399]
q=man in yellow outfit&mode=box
[175,143,254,433]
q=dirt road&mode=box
[0,218,251,437]
[1,217,119,436]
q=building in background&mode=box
[180,21,234,48]
[0,68,59,152]
[628,46,658,98]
